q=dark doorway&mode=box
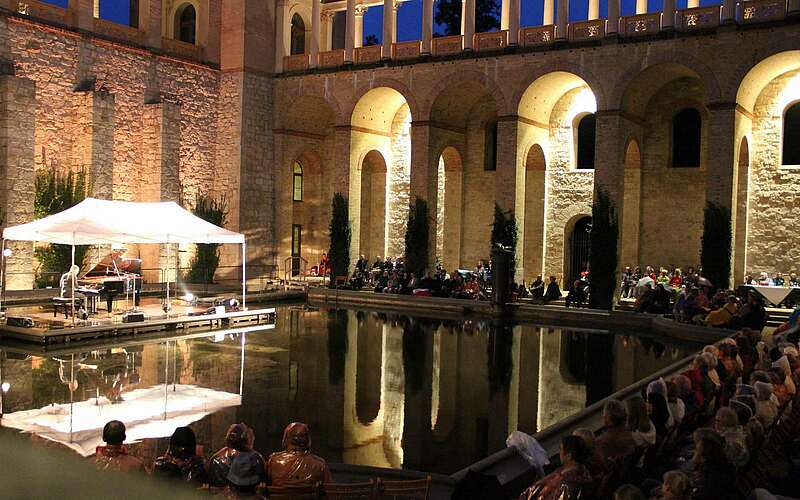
[568,216,592,285]
[292,224,302,276]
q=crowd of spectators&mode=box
[518,322,800,500]
[93,420,331,499]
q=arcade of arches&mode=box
[275,52,800,284]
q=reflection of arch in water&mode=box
[431,326,457,439]
[537,328,586,430]
[559,331,587,384]
[356,314,383,425]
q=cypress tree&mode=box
[490,203,518,276]
[404,197,430,277]
[328,193,351,281]
[186,194,228,284]
[700,201,732,290]
[588,189,619,310]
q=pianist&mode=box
[60,265,88,318]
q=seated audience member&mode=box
[374,271,389,293]
[657,269,670,287]
[757,272,773,286]
[267,422,331,488]
[790,272,800,287]
[713,407,749,469]
[530,275,545,301]
[626,396,656,448]
[647,391,673,436]
[650,284,672,314]
[94,420,146,473]
[543,276,561,303]
[613,485,645,500]
[666,379,686,428]
[754,381,778,429]
[621,267,634,299]
[319,253,330,276]
[596,399,637,463]
[634,284,655,313]
[689,428,736,500]
[518,435,594,500]
[223,448,267,500]
[669,270,683,290]
[208,423,257,488]
[572,428,606,478]
[731,292,767,331]
[152,426,207,485]
[774,272,785,287]
[565,280,587,308]
[658,470,690,500]
[704,294,739,328]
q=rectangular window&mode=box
[484,120,498,171]
[95,0,138,27]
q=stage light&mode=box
[3,249,12,258]
[184,293,195,302]
[1,382,10,392]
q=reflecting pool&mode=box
[0,306,702,474]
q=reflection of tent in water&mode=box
[3,385,241,457]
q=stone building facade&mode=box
[0,0,798,288]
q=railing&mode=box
[474,30,508,52]
[319,49,345,68]
[520,25,556,47]
[621,12,662,36]
[93,17,142,45]
[431,35,463,56]
[738,0,787,23]
[355,44,382,64]
[284,53,310,72]
[569,19,607,40]
[677,5,722,30]
[392,40,421,59]
[283,256,308,287]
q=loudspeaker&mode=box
[123,312,145,323]
[7,316,34,328]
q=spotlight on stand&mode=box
[182,292,198,306]
[1,382,10,393]
[2,249,12,258]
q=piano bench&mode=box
[53,297,81,318]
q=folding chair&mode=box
[322,479,377,500]
[376,476,431,500]
[267,482,322,500]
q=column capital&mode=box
[321,9,337,20]
[355,5,368,16]
[393,0,403,10]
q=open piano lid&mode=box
[81,252,142,279]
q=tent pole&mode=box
[71,244,75,326]
[242,242,247,309]
[0,239,6,317]
[166,242,170,318]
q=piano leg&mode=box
[106,293,115,314]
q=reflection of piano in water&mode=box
[79,250,143,314]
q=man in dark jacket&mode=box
[94,420,146,474]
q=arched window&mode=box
[175,3,196,44]
[290,14,306,55]
[783,102,800,166]
[293,162,304,201]
[484,120,498,171]
[672,108,702,168]
[576,114,596,170]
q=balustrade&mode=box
[677,5,722,30]
[738,0,787,23]
[431,35,463,56]
[16,0,67,24]
[474,30,508,51]
[392,41,421,59]
[569,19,606,40]
[284,54,310,72]
[520,25,556,47]
[621,13,662,35]
[319,49,345,68]
[355,45,382,64]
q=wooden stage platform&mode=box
[0,297,276,346]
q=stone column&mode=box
[140,101,182,278]
[722,0,736,23]
[607,0,620,34]
[705,104,737,286]
[588,0,600,20]
[495,118,519,214]
[311,0,321,67]
[72,90,115,200]
[383,0,394,58]
[636,0,647,14]
[275,0,289,72]
[663,0,675,28]
[508,0,521,45]
[345,0,356,62]
[410,122,438,266]
[68,0,94,31]
[687,0,699,7]
[0,75,35,290]
[464,0,476,49]
[543,0,554,24]
[354,5,367,48]
[392,1,401,42]
[422,0,434,54]
[139,0,163,49]
[322,11,335,52]
[556,0,568,39]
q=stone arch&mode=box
[167,1,200,44]
[359,150,388,261]
[423,69,511,120]
[350,78,421,125]
[733,136,750,283]
[349,87,411,262]
[563,214,592,286]
[512,65,607,115]
[611,54,723,112]
[731,48,800,111]
[435,146,464,270]
[783,100,800,166]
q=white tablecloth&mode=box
[750,285,799,306]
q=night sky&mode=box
[43,0,720,43]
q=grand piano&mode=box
[79,250,143,314]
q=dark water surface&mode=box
[0,305,702,474]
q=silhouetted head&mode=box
[282,422,311,452]
[225,423,252,451]
[102,420,126,445]
[169,426,197,459]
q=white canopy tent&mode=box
[1,198,247,321]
